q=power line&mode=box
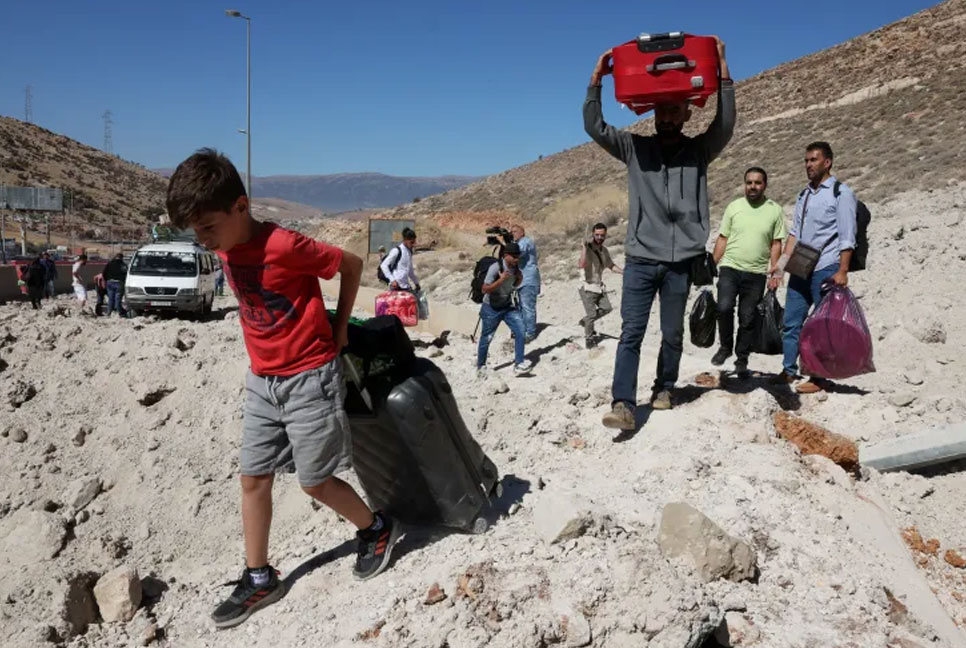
[102,110,113,154]
[24,85,33,123]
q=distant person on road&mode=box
[379,228,420,292]
[584,37,735,430]
[26,256,46,309]
[476,242,533,377]
[511,224,540,342]
[711,167,786,378]
[72,254,88,310]
[166,148,400,629]
[41,252,57,298]
[771,141,857,394]
[214,260,225,296]
[93,273,107,316]
[578,222,621,349]
[103,253,127,317]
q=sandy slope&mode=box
[0,184,965,647]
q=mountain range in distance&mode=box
[152,169,480,213]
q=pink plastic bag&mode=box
[800,285,875,380]
[375,290,418,327]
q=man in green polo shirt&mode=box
[711,167,786,377]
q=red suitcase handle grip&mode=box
[646,53,695,73]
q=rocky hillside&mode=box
[0,117,167,241]
[387,0,966,229]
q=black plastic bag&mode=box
[752,289,784,355]
[690,252,718,287]
[689,289,717,348]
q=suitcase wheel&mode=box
[471,516,489,535]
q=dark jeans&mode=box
[477,302,526,368]
[782,263,838,375]
[106,280,123,316]
[612,257,691,406]
[28,286,44,309]
[716,267,767,362]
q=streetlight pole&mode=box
[225,10,252,197]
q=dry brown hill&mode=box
[386,0,966,231]
[0,116,167,244]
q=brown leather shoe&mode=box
[796,379,825,394]
[770,371,796,385]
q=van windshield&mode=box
[129,250,198,277]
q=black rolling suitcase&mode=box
[345,357,501,534]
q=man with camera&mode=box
[476,242,534,377]
[584,37,735,430]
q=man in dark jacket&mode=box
[26,257,46,309]
[41,252,58,298]
[102,253,127,316]
[584,37,735,430]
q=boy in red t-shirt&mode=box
[166,149,401,628]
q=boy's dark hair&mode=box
[402,227,416,241]
[78,254,88,261]
[805,141,834,161]
[166,148,247,229]
[744,166,768,185]
[592,222,608,232]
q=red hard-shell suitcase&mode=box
[612,32,719,115]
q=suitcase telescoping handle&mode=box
[647,53,696,72]
[636,31,685,53]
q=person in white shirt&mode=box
[72,254,88,308]
[379,228,420,292]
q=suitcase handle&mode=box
[637,31,683,42]
[636,31,685,53]
[647,54,695,72]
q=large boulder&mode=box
[657,502,757,583]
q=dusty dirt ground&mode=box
[1,183,965,647]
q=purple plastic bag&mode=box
[800,284,875,379]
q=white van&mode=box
[125,241,218,317]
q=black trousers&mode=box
[716,267,766,361]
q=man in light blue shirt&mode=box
[771,141,857,393]
[511,224,540,341]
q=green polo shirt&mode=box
[718,197,787,274]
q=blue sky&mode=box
[1,0,936,177]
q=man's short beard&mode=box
[656,122,683,137]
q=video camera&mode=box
[485,226,513,249]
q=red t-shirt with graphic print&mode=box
[218,222,343,376]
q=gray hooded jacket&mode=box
[583,81,735,263]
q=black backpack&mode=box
[797,181,870,272]
[469,257,500,304]
[376,245,404,284]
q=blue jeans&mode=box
[106,280,123,316]
[517,284,539,338]
[612,258,691,406]
[782,264,838,375]
[477,302,526,368]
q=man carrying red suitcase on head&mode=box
[584,36,734,432]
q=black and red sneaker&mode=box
[353,512,402,580]
[212,566,284,629]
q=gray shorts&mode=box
[241,358,352,487]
